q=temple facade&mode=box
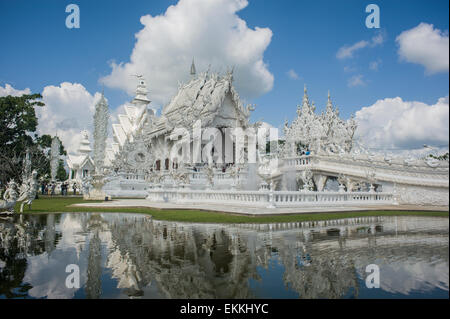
[103,65,259,197]
[94,64,448,206]
[67,130,95,188]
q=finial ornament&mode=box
[131,74,151,105]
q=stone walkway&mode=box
[72,199,449,216]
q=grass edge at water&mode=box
[16,196,449,224]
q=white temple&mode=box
[86,62,448,208]
[67,130,95,187]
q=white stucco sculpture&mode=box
[93,92,109,175]
[85,92,110,200]
[0,180,19,213]
[50,136,60,181]
[18,169,38,213]
[81,176,92,200]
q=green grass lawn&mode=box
[15,196,449,224]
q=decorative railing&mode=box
[282,154,449,188]
[146,189,394,208]
[284,154,449,173]
[283,155,312,167]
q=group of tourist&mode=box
[300,149,311,156]
[40,182,78,196]
[41,182,56,196]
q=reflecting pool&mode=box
[0,213,448,299]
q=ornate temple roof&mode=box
[105,65,255,167]
[161,69,253,129]
[110,77,151,152]
[78,130,92,154]
[67,130,95,169]
[282,86,357,156]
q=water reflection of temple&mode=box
[0,213,448,299]
[105,216,258,298]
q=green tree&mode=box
[0,94,43,185]
[56,159,68,181]
[0,94,63,187]
[0,92,72,188]
[0,94,43,148]
[36,135,67,156]
[34,135,68,181]
[428,152,449,161]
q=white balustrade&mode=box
[284,155,312,167]
[146,189,393,208]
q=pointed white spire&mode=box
[79,130,92,155]
[93,89,109,174]
[326,90,333,112]
[50,136,61,181]
[98,89,107,107]
[131,75,151,107]
[190,58,196,77]
[302,84,310,107]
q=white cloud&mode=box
[286,69,299,80]
[344,66,357,73]
[0,83,31,96]
[355,96,449,151]
[348,74,366,87]
[371,33,384,46]
[336,33,384,59]
[396,23,449,74]
[1,83,100,154]
[369,59,381,71]
[101,0,273,108]
[37,82,102,154]
[337,40,368,59]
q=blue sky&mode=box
[0,0,448,152]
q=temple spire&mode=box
[131,75,151,107]
[190,58,196,77]
[79,130,92,155]
[302,84,310,107]
[326,90,333,112]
